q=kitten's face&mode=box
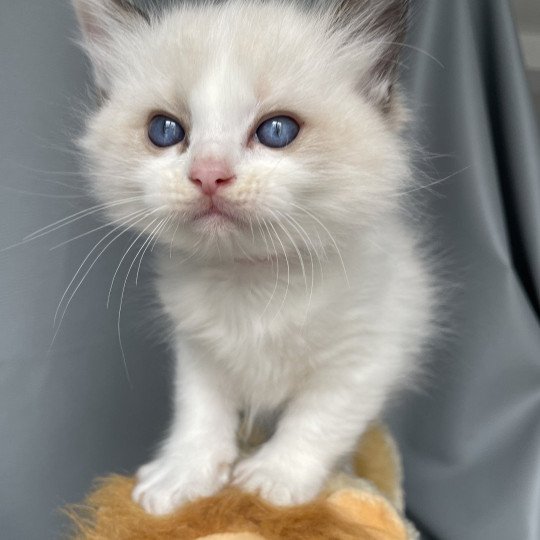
[76,0,410,260]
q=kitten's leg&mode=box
[232,364,388,506]
[133,344,239,515]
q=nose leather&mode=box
[189,158,235,196]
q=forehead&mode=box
[189,55,258,134]
[122,3,345,117]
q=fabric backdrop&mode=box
[0,1,538,539]
[387,1,540,540]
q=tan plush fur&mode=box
[354,424,404,510]
[66,425,417,540]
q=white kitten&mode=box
[72,0,434,516]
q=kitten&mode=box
[72,0,434,516]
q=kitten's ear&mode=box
[333,0,409,112]
[72,0,149,95]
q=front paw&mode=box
[232,450,326,506]
[133,447,236,516]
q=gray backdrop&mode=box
[0,1,538,539]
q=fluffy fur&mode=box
[72,0,434,516]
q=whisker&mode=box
[180,231,208,265]
[174,240,205,268]
[115,215,172,383]
[395,166,470,197]
[151,216,172,252]
[48,209,146,250]
[23,196,144,241]
[234,230,256,262]
[280,210,323,281]
[169,216,181,259]
[277,209,316,322]
[215,232,223,262]
[0,186,86,199]
[267,220,290,323]
[46,208,155,357]
[314,226,329,262]
[256,215,271,263]
[137,218,170,285]
[260,218,280,319]
[107,216,161,309]
[376,40,445,69]
[116,223,163,388]
[2,161,91,186]
[249,217,255,245]
[52,208,159,331]
[289,202,350,288]
[268,208,308,294]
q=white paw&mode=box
[232,450,325,506]
[132,447,236,516]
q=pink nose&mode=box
[189,159,235,196]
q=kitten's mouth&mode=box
[192,200,241,224]
[194,206,229,220]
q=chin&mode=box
[160,213,247,259]
[192,214,242,239]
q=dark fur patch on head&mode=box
[111,0,151,22]
[332,0,410,111]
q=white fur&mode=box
[73,0,434,515]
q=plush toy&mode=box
[67,425,418,539]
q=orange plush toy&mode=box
[67,425,418,540]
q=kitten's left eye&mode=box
[256,116,300,148]
[148,115,185,148]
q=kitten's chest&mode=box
[158,259,312,362]
[158,260,314,405]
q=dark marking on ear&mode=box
[367,1,409,111]
[111,0,150,24]
[333,0,410,112]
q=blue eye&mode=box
[256,116,300,148]
[148,115,185,147]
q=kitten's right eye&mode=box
[148,115,185,148]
